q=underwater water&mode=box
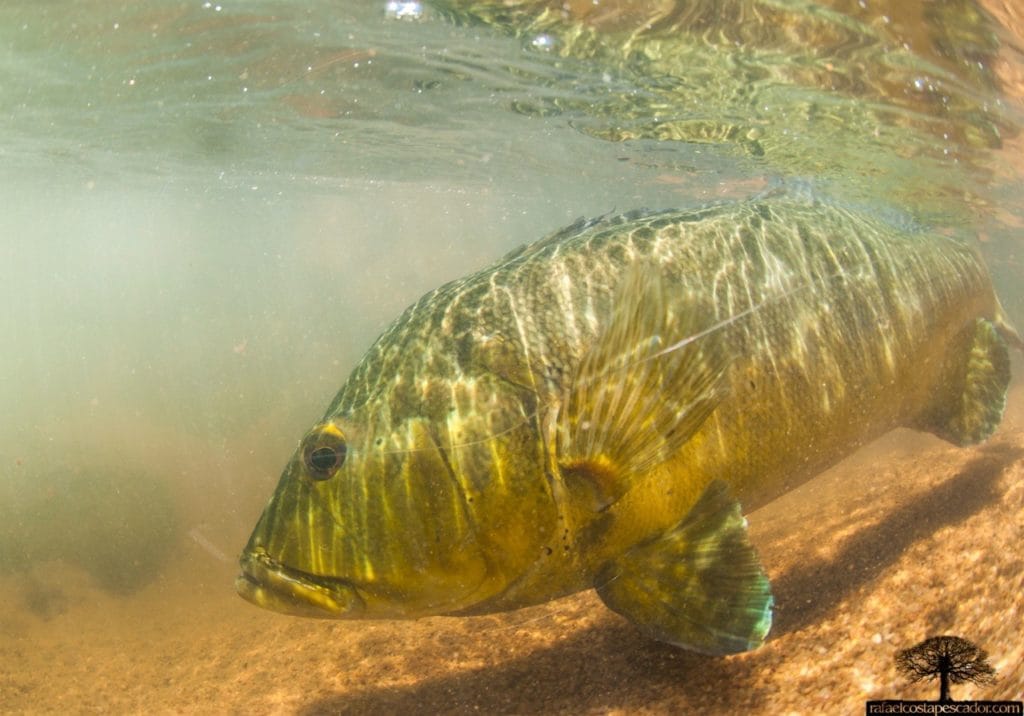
[1,0,1022,712]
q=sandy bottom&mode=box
[2,381,1023,714]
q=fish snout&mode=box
[235,549,364,618]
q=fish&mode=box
[236,192,1018,654]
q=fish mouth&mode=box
[235,548,365,618]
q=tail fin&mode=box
[919,318,1011,446]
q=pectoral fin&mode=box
[555,263,728,508]
[594,480,773,654]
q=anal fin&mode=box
[595,480,772,654]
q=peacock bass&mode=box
[237,193,1017,654]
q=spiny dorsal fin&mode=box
[555,261,728,508]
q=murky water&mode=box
[1,0,1022,712]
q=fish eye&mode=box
[301,426,347,480]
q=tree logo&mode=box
[866,634,1022,714]
[895,635,997,702]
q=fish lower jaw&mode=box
[235,550,365,618]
